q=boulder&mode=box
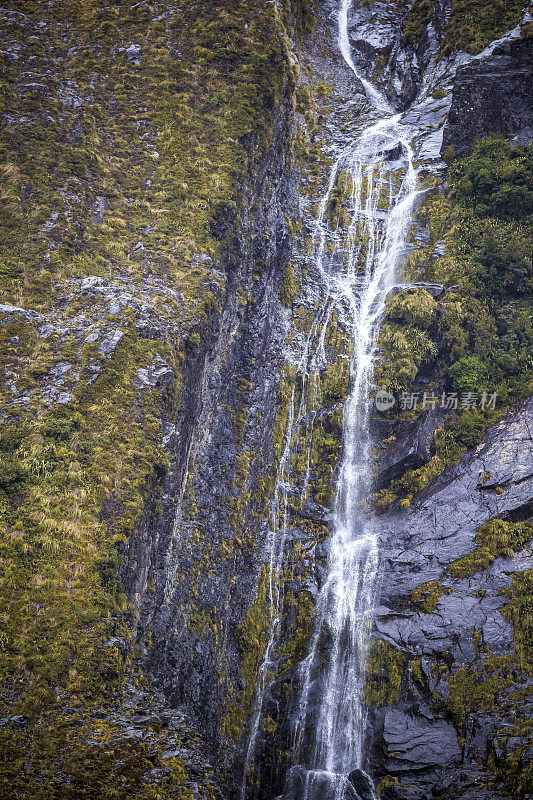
[347,769,375,800]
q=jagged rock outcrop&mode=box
[442,35,533,156]
[375,409,448,488]
[120,112,297,762]
[379,397,533,606]
[366,402,533,799]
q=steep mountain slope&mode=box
[0,1,531,800]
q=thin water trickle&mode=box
[239,153,343,800]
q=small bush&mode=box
[448,355,488,393]
[279,263,299,307]
[387,288,438,329]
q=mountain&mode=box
[0,2,531,799]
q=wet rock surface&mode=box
[382,709,461,771]
[378,397,533,606]
[366,399,533,797]
[119,105,296,773]
[375,408,448,488]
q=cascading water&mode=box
[286,121,418,800]
[241,3,421,799]
[282,5,421,798]
[239,156,345,800]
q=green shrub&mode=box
[441,409,498,449]
[0,455,26,493]
[501,569,533,673]
[448,138,533,221]
[448,355,488,393]
[447,519,533,579]
[386,288,438,329]
[279,263,299,307]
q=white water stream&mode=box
[288,120,418,799]
[241,3,421,799]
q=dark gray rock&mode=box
[0,715,28,730]
[124,43,142,66]
[0,304,42,322]
[381,786,426,800]
[378,398,533,608]
[347,769,374,800]
[375,409,448,488]
[382,709,461,771]
[411,282,444,297]
[98,329,124,358]
[134,357,174,390]
[80,276,106,292]
[442,36,533,157]
[91,195,109,224]
[367,399,533,797]
[300,497,334,524]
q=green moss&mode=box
[448,138,533,223]
[403,0,434,46]
[0,705,215,800]
[375,453,447,511]
[497,721,533,800]
[0,0,313,788]
[446,656,515,728]
[376,137,533,512]
[0,0,300,303]
[279,263,300,307]
[223,565,272,741]
[376,776,399,796]
[501,570,533,673]
[448,355,488,393]
[364,639,405,708]
[441,0,526,57]
[411,580,452,613]
[446,519,533,580]
[375,321,438,394]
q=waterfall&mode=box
[284,4,421,796]
[337,0,391,113]
[240,155,344,800]
[241,3,421,798]
[283,4,421,797]
[287,121,418,800]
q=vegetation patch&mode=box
[376,138,532,508]
[411,579,452,613]
[445,656,515,727]
[364,639,405,707]
[441,0,527,56]
[446,519,533,579]
[501,570,533,673]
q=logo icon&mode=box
[375,390,396,412]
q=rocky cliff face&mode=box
[369,398,533,799]
[0,1,532,800]
[443,34,533,156]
